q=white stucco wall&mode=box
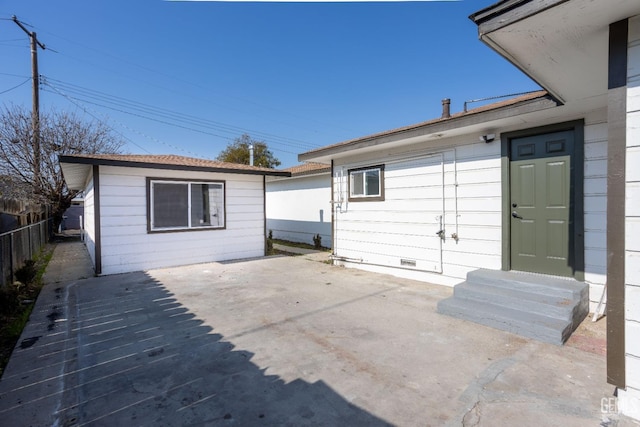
[266,173,331,247]
[619,13,640,421]
[95,165,266,275]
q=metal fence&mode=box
[0,219,52,288]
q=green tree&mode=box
[216,134,281,168]
[0,105,125,229]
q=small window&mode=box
[148,179,225,232]
[348,165,384,201]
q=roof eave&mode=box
[58,155,291,178]
[60,162,92,191]
[290,169,331,178]
[469,0,571,103]
[469,0,569,33]
[299,94,558,162]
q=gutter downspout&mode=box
[453,148,460,242]
[330,159,335,257]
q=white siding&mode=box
[330,112,612,295]
[82,172,97,270]
[583,109,609,311]
[266,173,331,247]
[619,14,640,420]
[332,135,503,286]
[97,165,265,275]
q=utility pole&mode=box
[12,16,46,193]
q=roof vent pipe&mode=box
[441,98,451,119]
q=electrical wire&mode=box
[41,77,318,154]
[44,82,153,155]
[49,82,304,159]
[26,21,357,138]
[3,15,337,160]
[44,77,318,149]
[0,77,30,95]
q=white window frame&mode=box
[348,165,385,201]
[148,178,225,232]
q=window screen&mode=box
[349,166,384,201]
[150,180,225,231]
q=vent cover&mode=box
[400,259,417,267]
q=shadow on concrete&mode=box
[0,270,391,426]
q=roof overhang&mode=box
[60,162,93,191]
[470,0,640,105]
[59,155,291,191]
[299,93,559,164]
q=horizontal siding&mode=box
[583,115,608,309]
[625,16,640,410]
[334,141,503,284]
[83,175,96,270]
[331,114,610,292]
[97,165,265,275]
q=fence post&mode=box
[28,224,33,260]
[9,231,14,284]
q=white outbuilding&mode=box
[59,154,290,276]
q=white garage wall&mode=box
[96,165,265,275]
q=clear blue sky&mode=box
[0,0,539,168]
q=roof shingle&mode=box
[59,153,290,176]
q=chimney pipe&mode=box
[441,98,451,119]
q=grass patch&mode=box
[0,244,55,377]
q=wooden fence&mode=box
[0,219,52,288]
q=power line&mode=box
[45,81,305,159]
[26,21,356,138]
[0,77,30,95]
[41,77,319,152]
[3,15,338,162]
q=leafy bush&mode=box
[313,234,322,250]
[15,260,37,285]
[267,229,273,253]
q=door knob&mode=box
[512,211,523,219]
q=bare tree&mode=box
[0,105,125,229]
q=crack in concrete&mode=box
[447,344,534,427]
[462,401,481,427]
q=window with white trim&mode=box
[148,179,225,232]
[348,165,384,201]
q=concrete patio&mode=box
[0,239,635,426]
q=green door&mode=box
[510,130,574,277]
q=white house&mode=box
[59,154,290,276]
[266,162,331,248]
[299,0,640,420]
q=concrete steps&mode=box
[437,269,588,345]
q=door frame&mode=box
[500,120,585,281]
